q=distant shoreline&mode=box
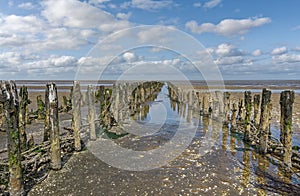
[15,80,300,94]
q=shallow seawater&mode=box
[1,81,297,195]
[29,83,300,195]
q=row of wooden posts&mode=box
[0,81,102,195]
[0,80,297,194]
[1,80,164,195]
[168,84,297,169]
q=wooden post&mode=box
[230,103,237,132]
[88,85,96,140]
[253,94,260,127]
[280,90,295,168]
[1,81,24,195]
[238,99,245,121]
[36,95,45,119]
[202,95,209,116]
[0,104,4,131]
[244,91,252,142]
[47,83,61,170]
[224,92,231,123]
[259,89,271,154]
[19,86,28,151]
[44,85,50,141]
[72,81,81,151]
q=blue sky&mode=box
[0,0,300,80]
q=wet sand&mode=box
[1,82,300,195]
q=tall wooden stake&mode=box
[44,84,50,141]
[19,86,28,151]
[1,81,24,195]
[253,94,260,127]
[72,81,81,151]
[280,90,294,168]
[88,85,96,140]
[48,83,61,170]
[244,91,252,142]
[259,89,271,154]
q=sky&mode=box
[0,0,300,80]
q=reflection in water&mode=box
[109,82,300,195]
[230,134,236,156]
[257,154,269,196]
[222,124,228,151]
[241,149,251,187]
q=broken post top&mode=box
[47,83,57,103]
[280,90,295,105]
[0,81,19,105]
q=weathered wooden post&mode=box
[44,85,50,141]
[259,89,271,154]
[19,86,28,151]
[0,104,4,131]
[253,94,260,127]
[202,95,210,116]
[280,90,294,168]
[47,83,61,170]
[88,85,96,140]
[1,81,24,195]
[72,81,81,151]
[230,103,238,132]
[238,99,245,121]
[224,92,231,123]
[244,91,252,142]
[36,95,45,119]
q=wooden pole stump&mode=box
[230,103,238,132]
[280,90,295,168]
[47,83,61,170]
[202,95,210,116]
[72,81,82,151]
[1,81,24,195]
[253,94,260,127]
[238,99,245,121]
[19,86,29,151]
[36,95,45,119]
[259,89,271,154]
[44,85,50,141]
[224,92,231,123]
[244,91,252,142]
[88,85,96,140]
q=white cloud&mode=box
[116,12,132,20]
[121,0,173,10]
[137,26,176,43]
[123,52,137,62]
[215,56,252,66]
[271,46,287,55]
[108,4,117,9]
[88,0,110,5]
[252,49,262,56]
[0,15,45,34]
[24,55,77,70]
[0,52,25,67]
[0,13,96,50]
[272,54,300,64]
[214,43,245,57]
[185,17,271,37]
[204,0,221,8]
[0,0,133,52]
[41,0,130,32]
[18,2,36,10]
[193,2,202,7]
